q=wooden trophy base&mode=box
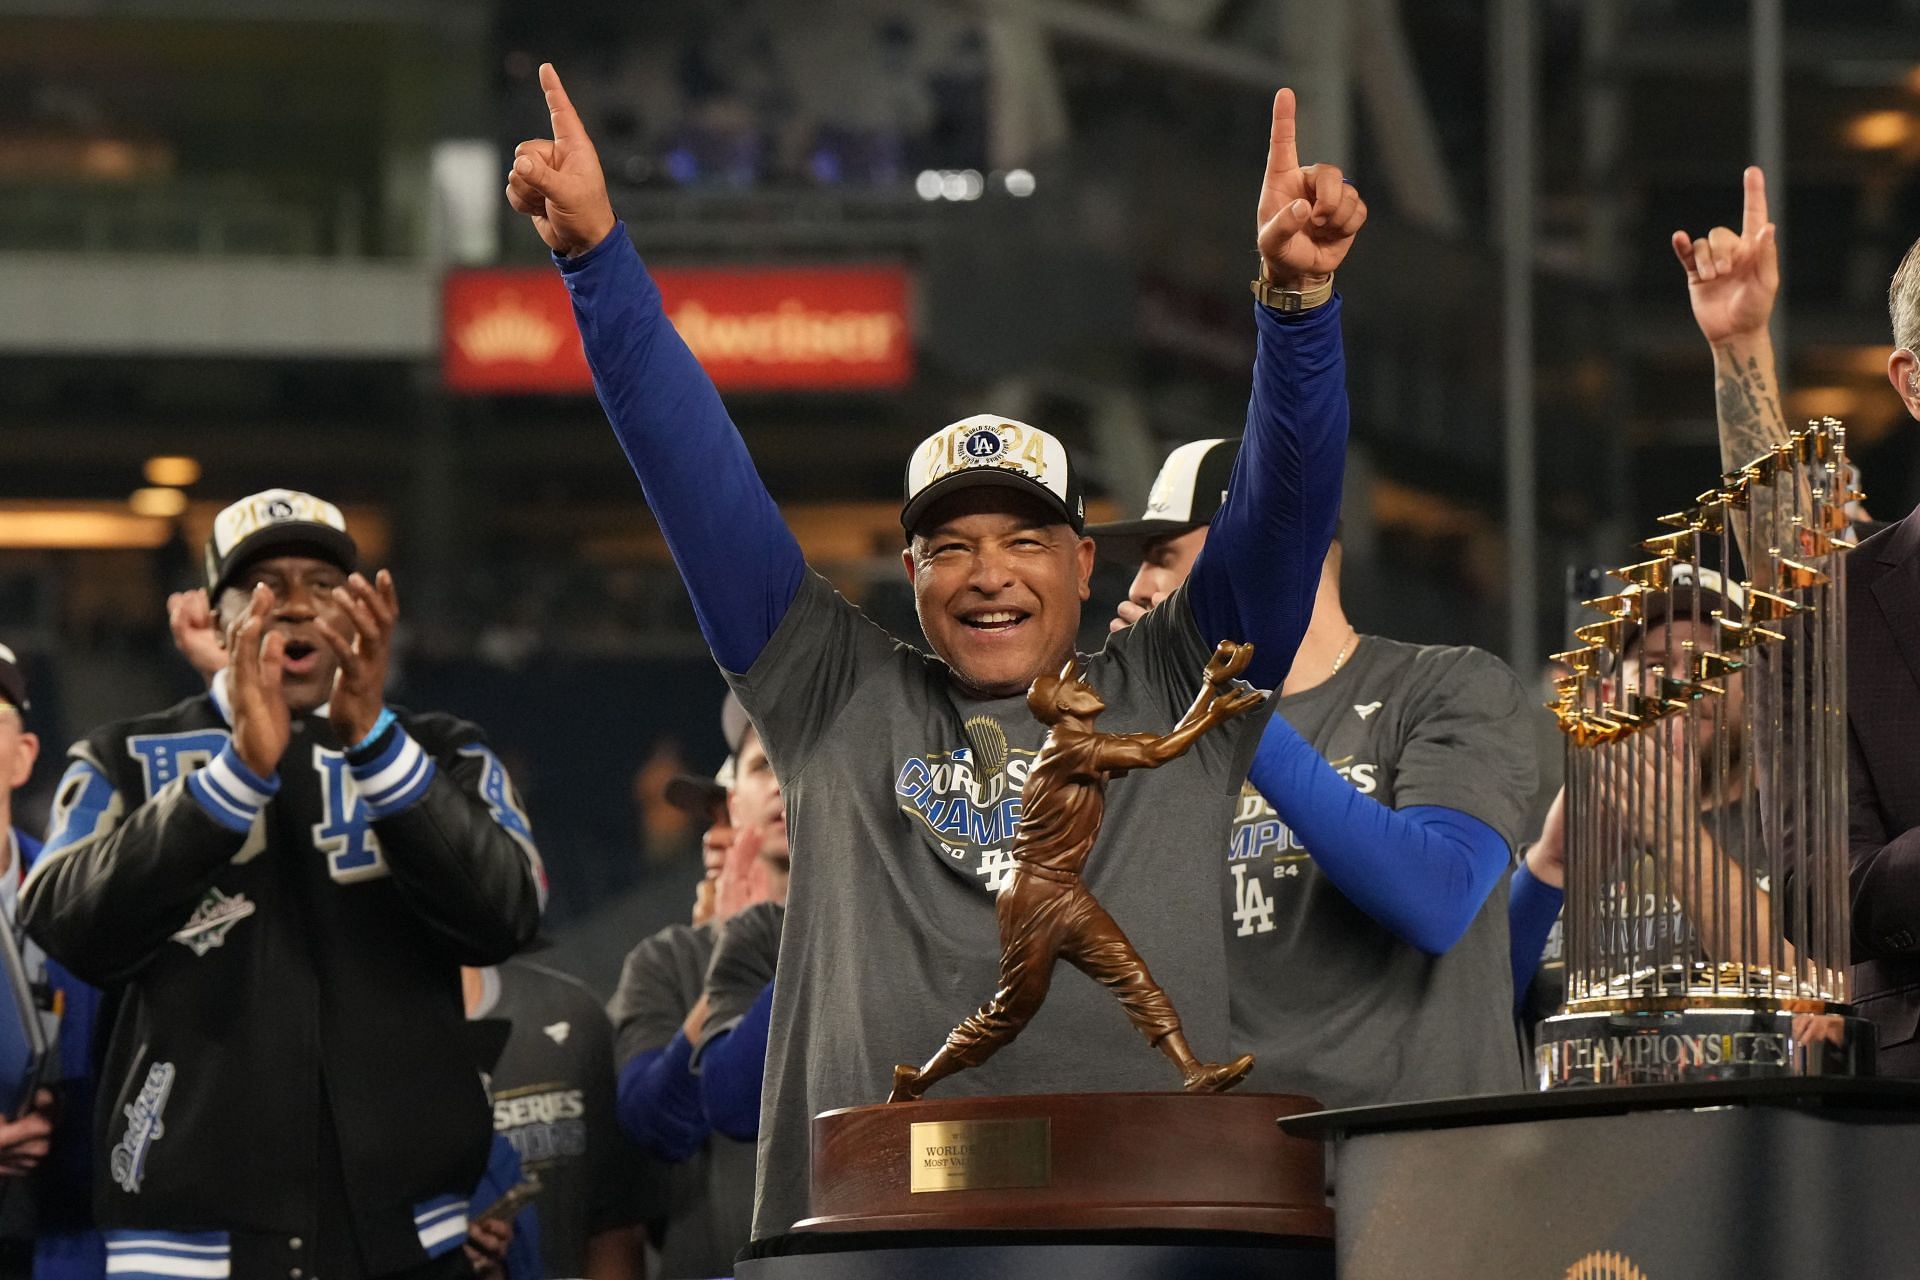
[796,1091,1331,1237]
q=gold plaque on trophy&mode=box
[908,1118,1051,1193]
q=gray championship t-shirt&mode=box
[477,960,654,1279]
[731,573,1269,1238]
[606,923,756,1279]
[702,902,783,1039]
[1226,636,1536,1109]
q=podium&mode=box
[1282,1077,1920,1279]
[736,1092,1333,1279]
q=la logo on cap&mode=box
[963,427,1005,461]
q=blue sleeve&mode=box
[1507,862,1564,1012]
[614,1031,708,1163]
[1248,716,1509,955]
[696,982,774,1142]
[558,224,806,673]
[1187,299,1348,690]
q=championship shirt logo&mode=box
[895,737,1038,893]
[171,887,256,956]
[110,1061,176,1194]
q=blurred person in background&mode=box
[464,957,652,1280]
[0,647,104,1280]
[1097,444,1536,1107]
[606,694,765,1278]
[690,721,790,1147]
[1513,571,1780,1021]
[634,739,700,870]
[509,64,1358,1238]
[22,490,547,1280]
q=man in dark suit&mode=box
[1848,483,1920,1074]
[1846,241,1920,1076]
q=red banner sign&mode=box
[443,264,912,394]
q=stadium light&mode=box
[143,456,201,487]
[129,487,189,518]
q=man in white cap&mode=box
[22,489,547,1280]
[1096,441,1537,1108]
[509,66,1364,1238]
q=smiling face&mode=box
[903,488,1095,700]
[215,553,351,713]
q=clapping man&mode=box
[23,490,546,1278]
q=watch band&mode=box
[1250,272,1335,313]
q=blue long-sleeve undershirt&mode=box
[615,1031,708,1164]
[1188,302,1348,690]
[1247,716,1511,956]
[558,225,1347,683]
[558,226,804,673]
[1507,861,1564,1011]
[696,982,775,1141]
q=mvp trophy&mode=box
[1538,418,1873,1085]
[781,642,1334,1279]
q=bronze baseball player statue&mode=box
[889,640,1265,1103]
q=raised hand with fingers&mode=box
[228,585,291,779]
[1256,88,1367,290]
[1672,166,1779,345]
[168,588,228,683]
[507,63,617,258]
[314,570,399,747]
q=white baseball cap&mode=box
[901,414,1085,535]
[204,489,357,598]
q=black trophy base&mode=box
[1282,1077,1920,1280]
[736,1228,1332,1280]
[1536,1004,1875,1087]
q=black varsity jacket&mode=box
[20,671,546,1275]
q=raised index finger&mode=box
[539,62,585,145]
[1267,88,1299,178]
[1741,165,1768,239]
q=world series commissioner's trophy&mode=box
[794,641,1333,1245]
[1538,418,1873,1086]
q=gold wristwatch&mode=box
[1250,271,1334,313]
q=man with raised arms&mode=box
[506,64,1363,1240]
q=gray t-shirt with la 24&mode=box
[730,572,1269,1239]
[1226,636,1536,1109]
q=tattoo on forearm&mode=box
[1713,352,1788,473]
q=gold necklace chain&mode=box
[1329,628,1359,676]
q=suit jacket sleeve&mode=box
[1849,716,1920,958]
